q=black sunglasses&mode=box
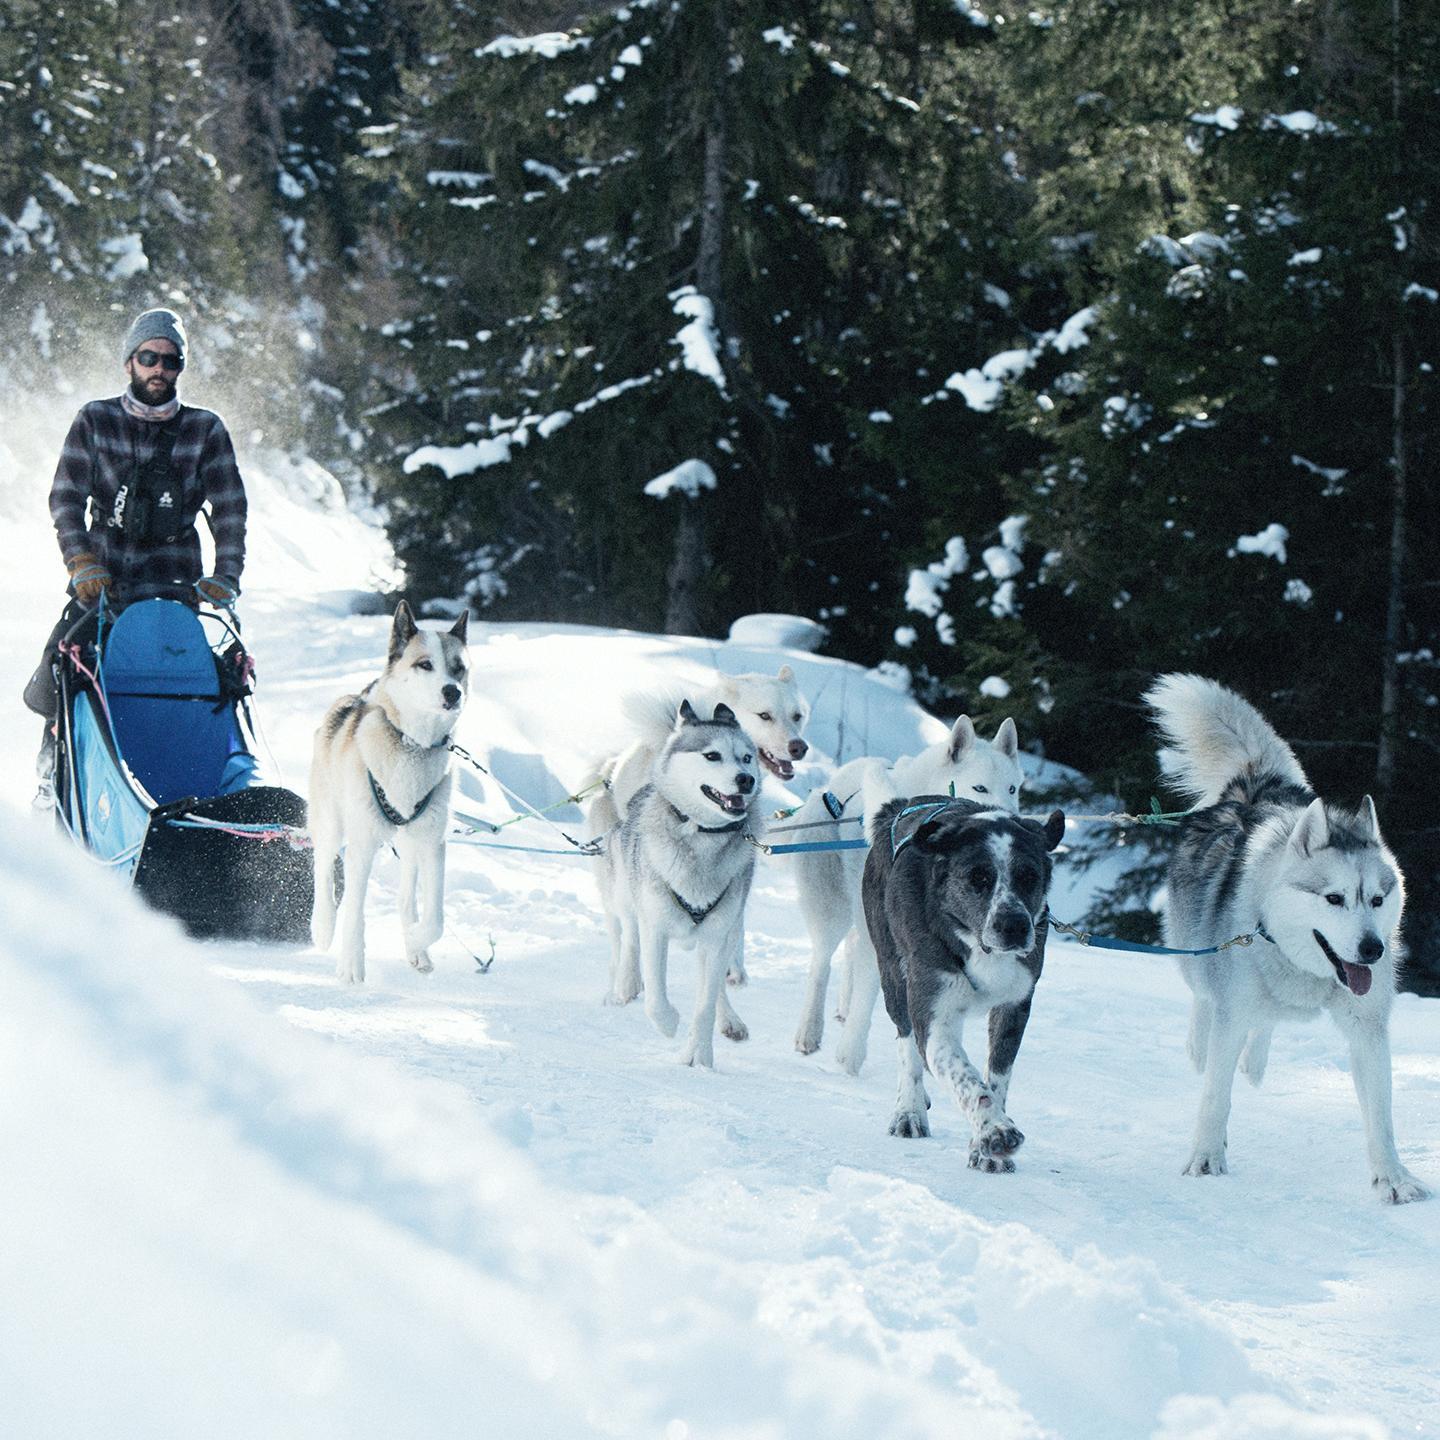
[134,349,184,372]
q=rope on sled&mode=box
[1046,914,1274,958]
[166,814,313,849]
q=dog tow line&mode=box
[1046,914,1276,958]
[444,740,604,857]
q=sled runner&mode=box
[49,596,312,942]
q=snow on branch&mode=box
[644,459,717,500]
[668,287,726,391]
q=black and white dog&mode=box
[862,785,1064,1171]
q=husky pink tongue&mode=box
[1342,962,1373,997]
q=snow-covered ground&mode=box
[1,405,1436,1440]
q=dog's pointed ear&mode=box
[777,664,794,683]
[712,702,737,726]
[947,714,976,761]
[993,716,1019,759]
[449,609,470,643]
[678,699,700,727]
[1289,797,1330,857]
[389,600,418,662]
[1358,794,1381,844]
[1042,809,1065,851]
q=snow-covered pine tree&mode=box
[992,0,1440,959]
[365,0,1019,640]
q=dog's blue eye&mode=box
[742,754,753,765]
[1325,892,1344,906]
[757,711,772,722]
[973,784,989,794]
[1371,895,1384,908]
[704,751,722,762]
[415,660,433,671]
[1009,785,1017,795]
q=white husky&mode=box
[1148,673,1429,1202]
[590,701,761,1068]
[791,716,1025,1074]
[309,602,470,984]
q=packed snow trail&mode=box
[0,422,1434,1439]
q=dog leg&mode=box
[1183,1008,1247,1176]
[717,929,749,1041]
[834,927,882,1077]
[309,820,340,952]
[726,934,749,988]
[889,1032,930,1137]
[794,858,851,1053]
[1239,1026,1272,1087]
[681,938,731,1068]
[1334,1009,1431,1204]
[927,1018,1023,1172]
[335,833,381,984]
[398,833,444,973]
[606,913,642,1005]
[986,995,1036,1117]
[640,925,679,1038]
[1186,996,1213,1073]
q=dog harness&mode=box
[368,771,442,827]
[669,878,733,926]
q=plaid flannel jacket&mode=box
[49,397,248,603]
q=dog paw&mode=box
[720,1015,749,1043]
[726,966,748,988]
[647,1000,680,1038]
[335,960,363,985]
[889,1109,930,1139]
[682,1037,716,1069]
[1373,1169,1431,1204]
[968,1147,1017,1174]
[1183,1147,1228,1177]
[794,1023,822,1056]
[407,950,433,974]
[834,1037,867,1077]
[969,1119,1024,1171]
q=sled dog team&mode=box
[307,604,1429,1204]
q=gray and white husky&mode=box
[309,601,470,985]
[791,716,1025,1075]
[1147,673,1429,1203]
[596,666,809,994]
[590,701,761,1068]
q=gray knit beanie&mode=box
[121,308,187,366]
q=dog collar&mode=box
[667,802,748,834]
[368,771,441,827]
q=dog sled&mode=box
[48,595,312,942]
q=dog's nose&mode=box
[736,772,755,794]
[788,738,808,760]
[442,683,461,708]
[994,910,1034,952]
[1358,933,1384,965]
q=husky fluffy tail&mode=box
[1144,673,1308,808]
[619,686,692,743]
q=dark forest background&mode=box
[3,0,1437,976]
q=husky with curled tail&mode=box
[1147,673,1428,1203]
[589,701,762,1067]
[792,716,1025,1075]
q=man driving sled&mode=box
[24,307,249,806]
